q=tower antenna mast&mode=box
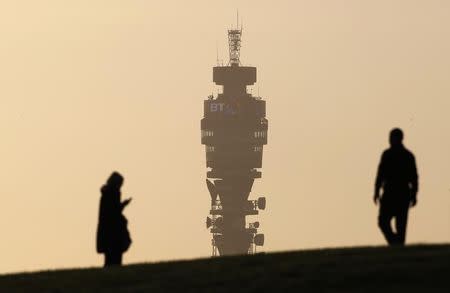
[228,11,242,66]
[216,41,219,66]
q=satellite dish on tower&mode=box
[206,179,218,202]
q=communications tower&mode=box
[201,25,268,256]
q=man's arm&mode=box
[410,154,419,207]
[374,152,386,204]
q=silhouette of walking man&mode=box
[374,128,418,246]
[96,171,132,266]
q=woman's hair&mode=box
[107,171,124,188]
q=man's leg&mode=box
[395,203,410,245]
[378,202,396,245]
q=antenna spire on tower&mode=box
[228,12,242,66]
[216,41,219,66]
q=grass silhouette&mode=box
[1,244,448,292]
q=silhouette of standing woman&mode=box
[374,128,419,246]
[96,172,132,266]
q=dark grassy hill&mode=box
[1,244,449,292]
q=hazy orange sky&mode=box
[1,0,449,274]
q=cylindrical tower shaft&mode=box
[201,27,268,256]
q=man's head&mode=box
[389,128,404,147]
[107,171,124,189]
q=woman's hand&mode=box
[122,198,132,208]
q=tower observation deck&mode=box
[201,26,268,256]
